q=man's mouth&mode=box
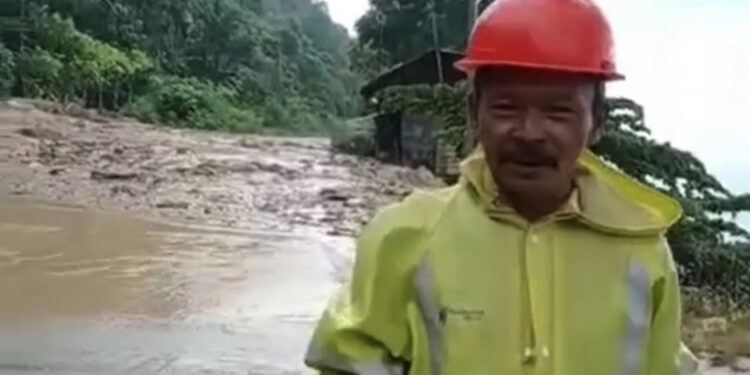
[513,160,546,167]
[507,158,555,168]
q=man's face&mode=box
[474,69,598,198]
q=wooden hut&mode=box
[361,49,466,177]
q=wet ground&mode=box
[0,100,442,374]
[0,100,441,238]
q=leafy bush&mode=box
[255,95,343,136]
[126,77,260,132]
[15,47,64,100]
[9,13,153,106]
[331,115,376,156]
[379,84,469,149]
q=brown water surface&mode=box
[0,197,347,374]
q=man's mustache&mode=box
[497,142,557,165]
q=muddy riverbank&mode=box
[0,99,442,238]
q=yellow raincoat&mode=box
[306,149,701,375]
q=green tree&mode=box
[1,0,362,133]
[0,42,15,96]
[15,47,63,99]
[592,98,750,300]
[347,40,387,82]
[27,13,152,106]
[356,0,472,63]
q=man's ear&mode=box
[588,124,603,146]
[468,90,479,132]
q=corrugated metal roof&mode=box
[360,49,467,98]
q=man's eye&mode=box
[546,105,574,121]
[492,104,520,112]
[548,105,574,113]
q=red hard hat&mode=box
[456,0,623,80]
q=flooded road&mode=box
[0,100,439,375]
[0,197,351,374]
[0,101,738,374]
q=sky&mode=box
[323,0,750,228]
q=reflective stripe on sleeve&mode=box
[415,259,443,375]
[621,260,651,375]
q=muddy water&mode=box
[0,197,350,374]
[0,197,737,375]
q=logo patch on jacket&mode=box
[439,307,485,325]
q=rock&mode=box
[155,201,190,210]
[255,161,285,174]
[382,187,399,196]
[320,188,350,202]
[280,169,300,180]
[187,188,203,195]
[17,127,63,141]
[701,317,729,335]
[49,168,65,176]
[732,357,750,372]
[327,227,354,237]
[17,128,36,138]
[88,113,112,124]
[343,198,364,208]
[191,162,218,176]
[414,166,440,186]
[63,102,87,118]
[111,185,136,197]
[10,184,29,195]
[91,170,139,181]
[225,161,259,174]
[239,138,258,148]
[320,215,338,223]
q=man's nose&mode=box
[513,109,545,143]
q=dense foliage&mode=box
[378,84,468,148]
[0,42,14,97]
[128,76,261,132]
[355,0,493,64]
[0,0,361,134]
[331,115,377,156]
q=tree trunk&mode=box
[98,82,103,111]
[113,82,120,110]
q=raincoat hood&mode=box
[460,147,683,235]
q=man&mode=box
[306,0,701,374]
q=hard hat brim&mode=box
[454,58,625,81]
